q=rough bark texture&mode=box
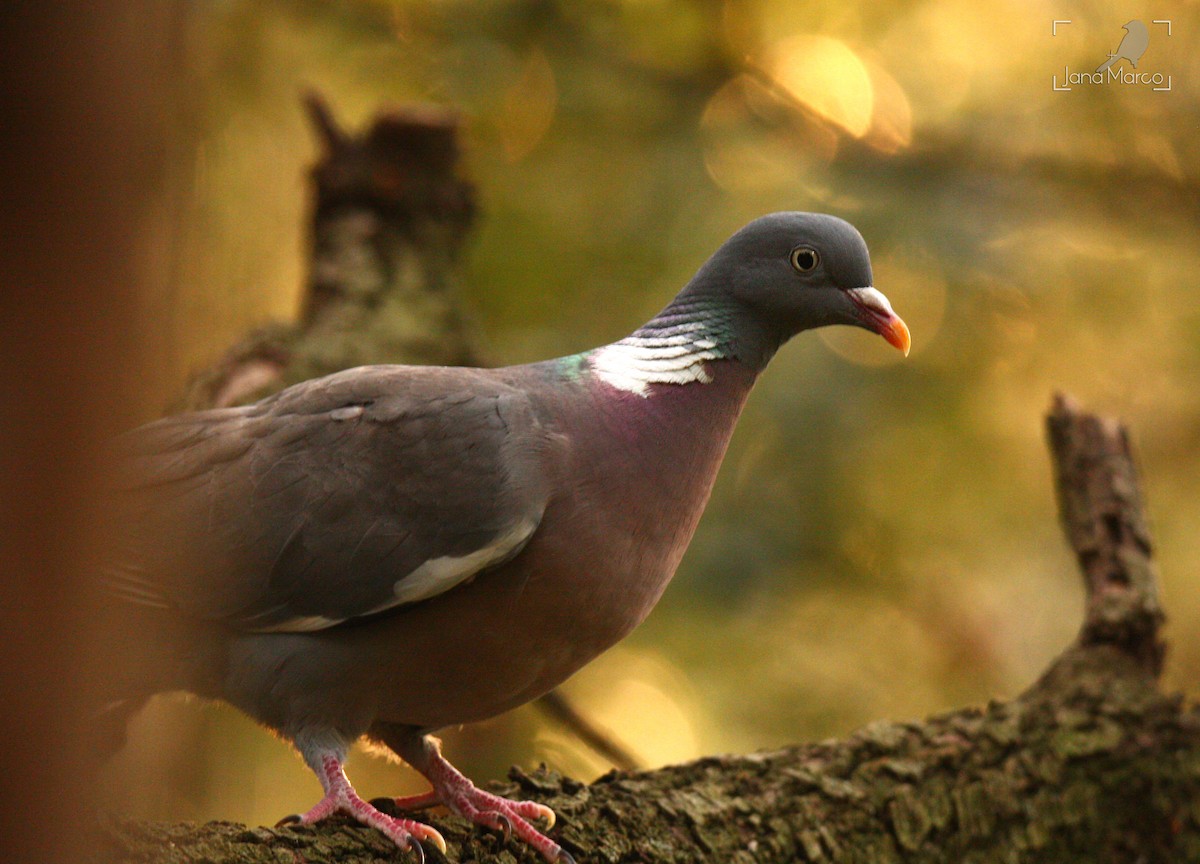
[100,683,1200,863]
[1044,392,1165,674]
[99,396,1200,860]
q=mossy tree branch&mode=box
[1044,392,1165,672]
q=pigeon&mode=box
[1096,20,1149,73]
[101,212,910,862]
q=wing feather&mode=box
[110,365,554,632]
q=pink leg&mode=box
[278,752,446,861]
[387,735,575,864]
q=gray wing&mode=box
[107,365,554,632]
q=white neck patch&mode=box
[589,324,726,397]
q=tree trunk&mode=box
[176,91,479,412]
[99,396,1200,862]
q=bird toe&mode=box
[525,801,556,829]
[404,835,426,864]
[478,810,514,841]
[407,823,447,856]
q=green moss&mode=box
[922,776,955,830]
[887,785,931,851]
[952,782,995,838]
[797,829,824,861]
[1050,719,1124,759]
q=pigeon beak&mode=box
[844,287,911,356]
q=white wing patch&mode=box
[590,325,725,397]
[391,514,541,606]
[248,513,542,633]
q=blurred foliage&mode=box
[108,0,1200,830]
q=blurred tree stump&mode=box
[103,395,1200,862]
[177,92,479,411]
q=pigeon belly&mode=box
[221,360,757,737]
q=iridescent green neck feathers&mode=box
[586,297,737,397]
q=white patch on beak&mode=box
[843,286,911,355]
[844,287,897,318]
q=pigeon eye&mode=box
[790,247,819,273]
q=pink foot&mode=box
[386,738,574,863]
[277,754,446,862]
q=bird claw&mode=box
[481,810,513,841]
[530,802,556,829]
[405,835,427,864]
[460,799,562,862]
[373,742,568,862]
[409,824,448,856]
[274,813,302,828]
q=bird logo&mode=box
[1096,20,1149,73]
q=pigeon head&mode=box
[587,212,910,396]
[684,212,910,368]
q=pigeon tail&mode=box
[92,597,226,715]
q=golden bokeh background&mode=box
[99,0,1200,829]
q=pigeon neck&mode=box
[586,292,753,397]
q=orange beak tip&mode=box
[843,287,911,358]
[889,316,912,357]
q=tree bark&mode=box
[99,395,1200,861]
